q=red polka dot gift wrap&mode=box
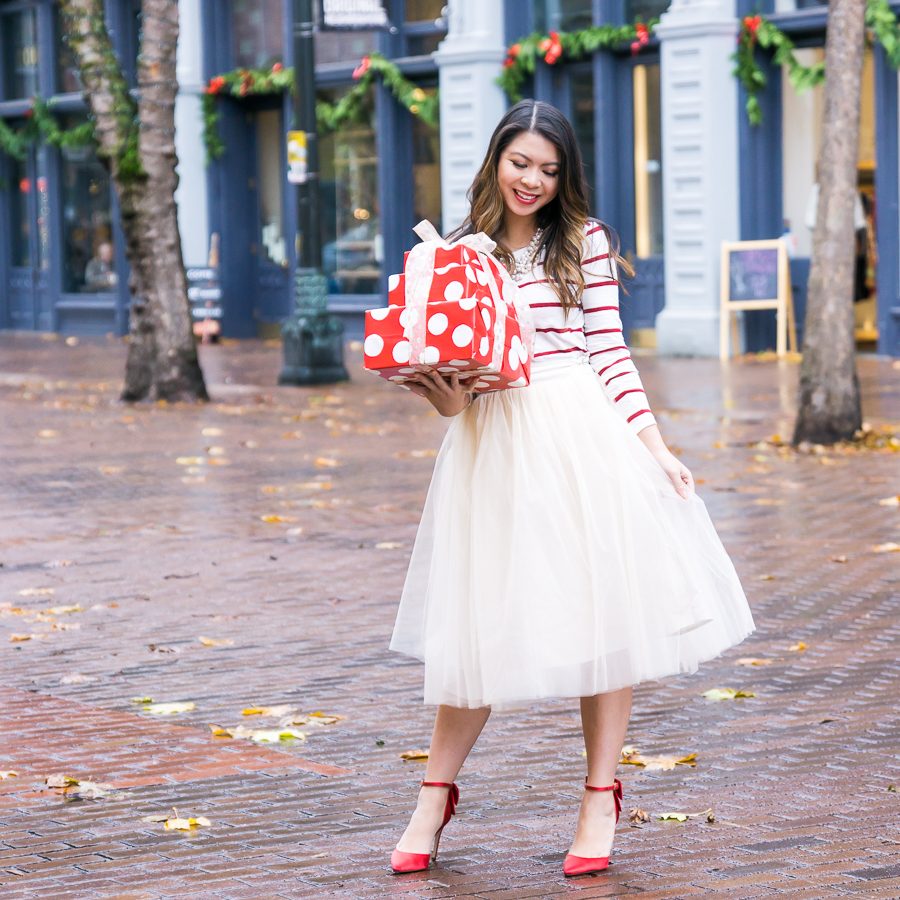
[364,221,534,393]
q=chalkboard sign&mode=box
[719,239,797,359]
[729,248,778,302]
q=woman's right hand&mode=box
[406,368,473,417]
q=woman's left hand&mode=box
[655,450,695,499]
[636,424,695,499]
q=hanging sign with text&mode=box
[321,0,389,29]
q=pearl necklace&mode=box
[511,228,545,281]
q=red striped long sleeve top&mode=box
[512,221,656,433]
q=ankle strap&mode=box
[420,781,454,789]
[584,778,623,816]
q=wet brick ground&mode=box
[1,331,900,899]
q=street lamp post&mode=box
[279,0,349,386]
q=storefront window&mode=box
[2,9,40,100]
[61,132,115,293]
[535,0,591,35]
[570,68,595,208]
[55,7,82,93]
[633,63,662,257]
[318,86,381,294]
[257,109,288,266]
[10,157,31,268]
[624,0,670,23]
[315,31,377,66]
[412,87,441,233]
[232,0,283,69]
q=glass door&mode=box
[6,146,50,330]
[628,60,664,347]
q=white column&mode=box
[174,0,210,268]
[433,0,509,233]
[654,0,740,356]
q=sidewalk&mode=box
[1,332,900,900]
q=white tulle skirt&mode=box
[390,362,755,709]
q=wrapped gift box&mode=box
[364,296,529,392]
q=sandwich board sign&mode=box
[719,239,797,359]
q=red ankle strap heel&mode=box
[390,781,460,874]
[563,778,623,877]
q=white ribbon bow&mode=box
[401,220,535,371]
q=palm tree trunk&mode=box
[792,0,865,445]
[61,0,207,402]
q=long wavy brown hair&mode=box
[447,100,633,313]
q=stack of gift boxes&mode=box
[363,242,531,393]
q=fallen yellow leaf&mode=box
[261,486,285,493]
[208,724,305,742]
[201,428,223,436]
[400,750,429,761]
[207,446,225,456]
[144,702,195,715]
[758,574,775,581]
[620,747,697,771]
[830,555,848,563]
[198,636,235,647]
[176,457,205,465]
[789,641,806,651]
[701,688,755,701]
[658,808,712,823]
[0,771,17,779]
[753,499,784,506]
[46,605,83,615]
[9,633,47,642]
[261,515,298,523]
[243,705,295,717]
[207,458,230,466]
[315,457,341,467]
[873,542,900,553]
[735,657,774,666]
[286,527,304,536]
[376,542,403,550]
[877,496,900,507]
[19,587,54,596]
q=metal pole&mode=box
[279,0,349,385]
[293,0,321,269]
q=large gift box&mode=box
[364,221,534,393]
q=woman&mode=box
[389,100,754,877]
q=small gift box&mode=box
[365,221,534,393]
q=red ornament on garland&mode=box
[353,56,372,79]
[539,31,563,65]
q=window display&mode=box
[318,86,381,294]
[60,133,115,293]
[2,8,40,100]
[412,87,441,234]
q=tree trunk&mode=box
[792,0,865,445]
[60,0,208,402]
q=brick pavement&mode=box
[1,331,900,899]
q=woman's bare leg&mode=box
[395,704,491,853]
[568,688,632,858]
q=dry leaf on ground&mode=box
[243,705,295,717]
[701,688,755,701]
[1,771,17,779]
[788,641,806,651]
[9,633,48,642]
[143,808,211,830]
[873,542,900,553]
[18,588,54,597]
[295,481,332,490]
[280,712,345,727]
[400,750,429,761]
[877,496,900,507]
[261,515,298,523]
[830,555,848,563]
[209,724,305,742]
[60,673,99,685]
[620,746,696,771]
[201,428,222,436]
[629,807,651,825]
[657,808,712,823]
[758,574,775,581]
[47,605,83,615]
[376,542,403,550]
[315,457,341,467]
[198,636,235,647]
[143,702,195,715]
[175,457,205,466]
[734,657,774,667]
[46,775,117,800]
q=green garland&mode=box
[498,23,655,102]
[733,0,900,125]
[201,54,439,162]
[0,96,95,161]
